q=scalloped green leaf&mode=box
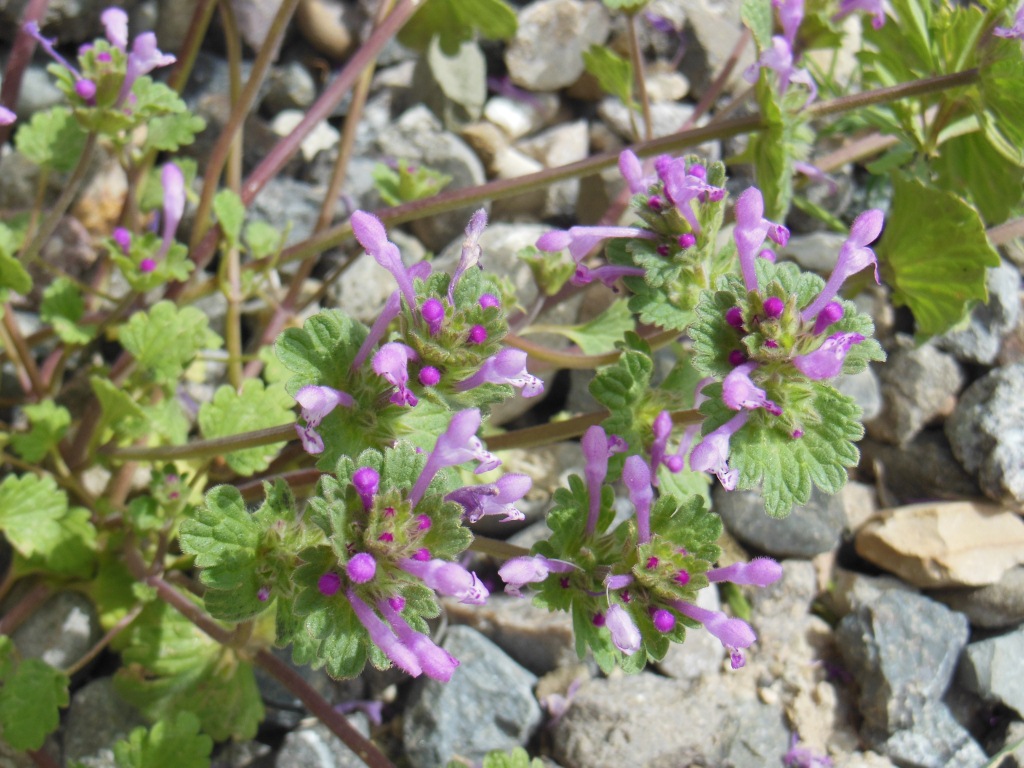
[197,380,293,476]
[41,277,96,345]
[0,654,69,751]
[15,106,87,173]
[10,400,70,463]
[120,301,223,387]
[398,0,517,54]
[879,174,1000,340]
[113,712,213,768]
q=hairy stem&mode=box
[468,535,530,560]
[101,423,296,461]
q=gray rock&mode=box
[212,740,272,768]
[11,590,100,670]
[958,625,1024,716]
[835,590,969,735]
[989,719,1024,768]
[484,94,560,141]
[518,119,589,217]
[868,340,963,447]
[273,717,371,768]
[717,697,792,768]
[63,677,146,768]
[504,0,611,91]
[230,0,289,54]
[673,0,757,95]
[149,0,199,50]
[937,260,1022,365]
[747,559,818,641]
[837,366,883,422]
[254,646,364,730]
[946,362,1024,505]
[444,595,578,676]
[861,431,981,504]
[598,97,696,141]
[0,0,135,43]
[247,177,326,249]
[551,672,782,768]
[375,105,487,251]
[712,485,845,558]
[928,565,1024,629]
[867,699,987,768]
[13,65,65,117]
[402,626,542,768]
[263,60,318,114]
[827,569,916,620]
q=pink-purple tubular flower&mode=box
[455,348,544,398]
[155,162,185,262]
[373,342,419,407]
[793,332,865,380]
[449,208,487,305]
[774,0,804,46]
[347,589,423,677]
[409,408,500,505]
[690,412,748,490]
[995,3,1024,38]
[801,209,883,321]
[352,467,379,510]
[0,106,14,125]
[723,362,779,414]
[377,598,459,682]
[622,455,654,545]
[101,7,129,49]
[351,210,418,309]
[445,473,532,523]
[734,188,790,292]
[706,557,783,587]
[346,553,377,584]
[582,426,613,536]
[398,557,489,604]
[833,0,886,29]
[671,598,758,668]
[294,385,355,454]
[498,555,576,597]
[605,604,642,655]
[536,226,656,262]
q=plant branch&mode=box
[101,423,295,461]
[468,535,530,560]
[485,411,609,452]
[626,12,653,142]
[0,0,50,145]
[63,603,144,677]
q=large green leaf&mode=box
[398,0,517,54]
[879,174,1000,339]
[197,380,293,476]
[0,640,69,751]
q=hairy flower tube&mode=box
[446,473,532,523]
[723,362,780,414]
[734,187,790,292]
[672,599,757,669]
[408,408,500,505]
[743,36,817,104]
[498,555,576,597]
[455,348,544,398]
[606,604,642,655]
[398,557,488,604]
[801,209,883,321]
[373,342,420,407]
[622,455,654,544]
[690,412,748,490]
[351,210,418,309]
[536,226,656,262]
[155,162,185,262]
[294,385,355,454]
[833,0,886,29]
[0,107,15,125]
[793,332,866,380]
[995,3,1024,38]
[448,208,488,305]
[655,155,726,232]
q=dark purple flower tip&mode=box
[468,325,488,344]
[812,301,844,335]
[352,466,379,509]
[112,227,131,252]
[763,297,785,318]
[725,306,744,328]
[347,553,377,584]
[318,572,342,596]
[75,79,97,101]
[647,195,663,211]
[675,569,690,586]
[416,514,431,530]
[646,556,659,569]
[419,366,441,387]
[764,339,779,349]
[791,428,804,439]
[97,51,112,62]
[657,244,671,256]
[759,248,777,263]
[139,258,157,273]
[257,586,271,602]
[688,164,707,180]
[479,293,500,309]
[559,576,570,588]
[421,298,445,336]
[592,612,606,627]
[383,507,396,517]
[730,649,746,669]
[728,350,748,366]
[652,609,676,633]
[665,455,684,472]
[388,596,405,612]
[413,548,431,561]
[678,233,696,249]
[378,532,394,542]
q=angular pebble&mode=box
[928,564,1024,629]
[958,624,1024,716]
[713,485,844,558]
[504,0,610,91]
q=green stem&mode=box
[101,423,295,462]
[626,12,653,142]
[468,536,530,560]
[485,411,609,452]
[63,603,144,677]
[0,581,51,637]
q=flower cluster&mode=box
[744,0,817,105]
[499,424,782,670]
[298,409,531,681]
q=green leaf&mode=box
[589,348,654,445]
[933,130,1023,225]
[0,473,71,559]
[14,506,96,579]
[213,189,245,250]
[15,106,88,172]
[741,0,774,52]
[0,656,69,750]
[10,400,71,463]
[531,300,635,355]
[398,0,517,54]
[372,160,452,207]
[114,712,213,768]
[275,309,368,394]
[582,45,634,107]
[197,381,293,476]
[601,0,648,9]
[143,112,207,153]
[879,174,1000,339]
[244,220,283,260]
[114,599,263,741]
[481,747,546,768]
[0,222,31,295]
[119,301,223,387]
[40,277,96,345]
[978,43,1024,166]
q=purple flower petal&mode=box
[606,604,642,655]
[101,7,129,49]
[398,558,489,604]
[706,557,782,587]
[351,210,417,308]
[792,332,864,379]
[455,348,544,398]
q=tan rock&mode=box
[855,501,1024,587]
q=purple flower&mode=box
[155,162,185,262]
[352,467,379,510]
[812,301,844,335]
[784,733,834,767]
[622,455,654,544]
[499,555,575,597]
[318,572,342,596]
[479,293,500,309]
[652,608,676,633]
[606,604,642,655]
[648,410,676,481]
[619,149,656,193]
[347,553,377,584]
[792,331,865,379]
[774,0,804,46]
[656,155,726,233]
[372,342,419,407]
[377,598,459,682]
[706,557,783,587]
[794,161,838,195]
[421,298,445,336]
[351,210,417,309]
[763,297,785,319]
[112,227,131,252]
[672,599,757,668]
[690,412,748,490]
[995,3,1024,38]
[347,590,423,677]
[0,106,14,125]
[571,263,646,288]
[582,425,614,536]
[605,573,634,590]
[455,348,544,398]
[467,325,488,344]
[536,226,656,262]
[75,79,97,101]
[744,36,817,103]
[24,21,83,79]
[419,366,441,387]
[446,473,532,523]
[801,209,883,321]
[722,362,779,413]
[101,7,129,50]
[833,0,886,29]
[734,187,790,293]
[294,385,355,454]
[409,409,500,505]
[449,208,487,305]
[118,31,176,106]
[398,557,489,604]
